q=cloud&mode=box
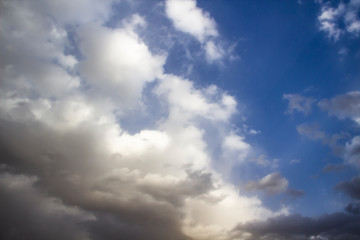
[317,0,360,41]
[318,91,360,125]
[296,123,325,140]
[285,188,305,199]
[335,176,360,200]
[245,172,289,195]
[165,0,217,42]
[283,94,316,115]
[322,163,346,173]
[0,172,94,240]
[345,203,360,215]
[344,136,360,167]
[251,155,279,169]
[78,21,165,108]
[233,212,360,240]
[165,0,224,62]
[290,159,301,165]
[0,1,279,239]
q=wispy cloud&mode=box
[283,94,316,115]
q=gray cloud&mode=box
[345,203,360,215]
[322,164,346,173]
[335,176,360,200]
[318,91,360,125]
[296,123,325,140]
[233,212,360,240]
[245,172,289,195]
[286,188,305,199]
[344,136,360,167]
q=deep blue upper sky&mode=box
[156,0,360,215]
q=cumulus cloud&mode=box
[317,0,360,41]
[245,172,289,195]
[318,91,360,125]
[283,94,316,115]
[165,0,224,62]
[0,1,279,239]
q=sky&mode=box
[0,0,360,240]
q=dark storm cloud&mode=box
[0,172,92,240]
[345,203,360,215]
[233,212,360,240]
[335,176,360,200]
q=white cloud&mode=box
[317,0,360,41]
[165,0,217,42]
[165,0,225,62]
[78,22,165,108]
[205,40,224,62]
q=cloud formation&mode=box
[336,176,360,200]
[317,0,360,41]
[0,1,282,239]
[245,172,289,195]
[318,91,360,125]
[233,212,360,240]
[165,0,224,62]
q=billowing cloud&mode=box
[0,1,280,239]
[283,94,316,115]
[318,91,360,125]
[245,172,289,195]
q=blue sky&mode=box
[1,0,360,240]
